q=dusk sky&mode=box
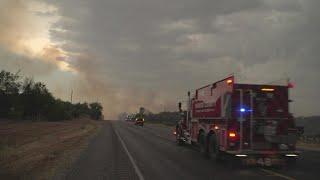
[0,0,319,118]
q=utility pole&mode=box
[187,91,190,131]
[71,89,73,103]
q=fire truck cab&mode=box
[176,76,299,166]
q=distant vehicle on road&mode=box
[134,107,145,126]
[175,76,300,166]
[125,114,135,122]
[135,118,144,126]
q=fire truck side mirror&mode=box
[178,102,182,111]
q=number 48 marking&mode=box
[257,158,272,166]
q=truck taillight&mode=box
[261,88,274,92]
[229,131,237,138]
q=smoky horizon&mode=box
[0,0,319,118]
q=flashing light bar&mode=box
[239,108,252,113]
[236,154,248,157]
[288,82,295,88]
[226,79,233,84]
[261,88,275,92]
[285,154,298,157]
[227,80,233,83]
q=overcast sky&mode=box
[0,0,319,118]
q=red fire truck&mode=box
[175,76,300,166]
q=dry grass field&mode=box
[0,118,102,179]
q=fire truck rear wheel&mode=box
[286,157,297,167]
[199,132,208,157]
[208,134,223,161]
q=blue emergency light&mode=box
[239,108,252,113]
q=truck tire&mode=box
[176,133,184,146]
[208,134,223,161]
[286,157,297,167]
[175,126,184,146]
[199,132,208,157]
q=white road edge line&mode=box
[114,127,145,180]
[260,168,295,180]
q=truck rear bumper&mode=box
[135,121,144,126]
[225,150,299,166]
[226,150,300,156]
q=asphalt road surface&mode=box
[55,121,320,180]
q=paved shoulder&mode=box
[54,121,139,180]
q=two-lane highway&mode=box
[55,120,319,180]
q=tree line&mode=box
[145,111,180,126]
[0,70,103,121]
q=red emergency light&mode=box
[288,82,295,88]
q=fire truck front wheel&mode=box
[175,125,184,146]
[286,157,297,167]
[176,131,184,146]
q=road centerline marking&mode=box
[260,168,295,180]
[113,125,145,180]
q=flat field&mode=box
[0,118,101,179]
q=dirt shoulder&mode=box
[144,121,175,127]
[297,141,320,151]
[0,118,103,179]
